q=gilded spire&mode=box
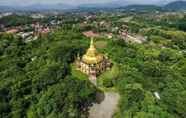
[87,38,97,57]
[81,37,104,64]
[90,38,95,48]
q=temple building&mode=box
[76,39,112,77]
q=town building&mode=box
[82,31,100,38]
[6,28,19,34]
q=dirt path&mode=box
[88,92,120,118]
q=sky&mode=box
[0,0,183,6]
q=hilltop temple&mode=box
[76,39,112,77]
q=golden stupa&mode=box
[82,39,104,64]
[76,38,112,77]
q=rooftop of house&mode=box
[82,31,100,38]
[6,29,19,34]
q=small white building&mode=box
[154,92,161,100]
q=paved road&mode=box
[89,76,97,85]
[88,92,120,118]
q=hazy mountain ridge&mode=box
[0,1,186,12]
[164,1,186,10]
[121,5,162,11]
[0,5,15,12]
[0,3,75,12]
[77,0,130,9]
[25,4,72,10]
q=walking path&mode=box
[127,35,143,43]
[88,92,120,118]
[89,76,97,85]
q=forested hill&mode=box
[119,1,186,11]
[164,1,186,10]
[121,5,162,11]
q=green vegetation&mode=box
[1,11,186,118]
[97,64,120,89]
[0,15,34,27]
[0,31,97,118]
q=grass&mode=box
[118,16,133,23]
[95,40,107,49]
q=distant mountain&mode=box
[1,1,186,12]
[0,4,75,12]
[78,1,129,9]
[78,1,186,11]
[0,6,15,12]
[24,4,75,11]
[78,3,119,9]
[122,5,162,11]
[164,1,186,10]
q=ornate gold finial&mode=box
[90,37,94,48]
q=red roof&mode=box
[82,31,99,38]
[107,33,113,36]
[6,29,19,34]
[41,27,50,33]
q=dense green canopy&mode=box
[1,12,186,118]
